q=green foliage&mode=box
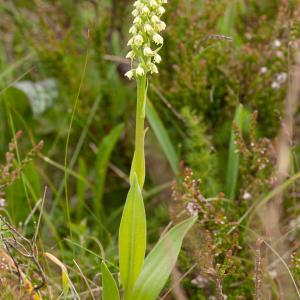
[101,262,120,300]
[119,174,147,298]
[0,0,299,299]
[94,123,124,217]
[226,104,251,200]
[131,216,197,300]
[181,106,218,195]
[146,99,179,174]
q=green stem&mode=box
[130,75,147,189]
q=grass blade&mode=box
[226,104,245,200]
[94,123,124,216]
[146,100,179,174]
[101,262,120,300]
[131,216,197,300]
[76,157,88,221]
[45,252,79,300]
[118,174,146,299]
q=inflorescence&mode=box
[125,0,167,80]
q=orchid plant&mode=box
[100,1,197,299]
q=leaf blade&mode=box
[101,262,120,300]
[226,104,243,200]
[131,216,197,300]
[118,174,147,298]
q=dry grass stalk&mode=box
[254,238,264,300]
[263,44,300,298]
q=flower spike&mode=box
[125,0,167,80]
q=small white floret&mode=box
[143,47,153,56]
[144,24,154,34]
[132,9,139,17]
[153,53,162,64]
[129,25,137,35]
[153,33,163,44]
[141,6,150,15]
[126,51,135,60]
[133,17,142,25]
[151,15,160,23]
[136,65,145,76]
[148,62,158,74]
[125,70,134,80]
[157,6,165,15]
[134,34,144,46]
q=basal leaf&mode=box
[131,216,197,300]
[118,174,146,299]
[101,262,120,300]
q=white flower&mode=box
[132,9,139,17]
[153,33,163,44]
[126,51,135,60]
[127,38,133,46]
[156,21,166,31]
[144,24,154,34]
[136,65,145,76]
[125,70,134,80]
[143,47,153,56]
[129,25,137,35]
[149,0,158,8]
[141,5,150,15]
[133,16,142,25]
[151,15,160,24]
[134,34,144,46]
[157,6,165,15]
[153,53,161,63]
[148,62,158,74]
[133,0,140,7]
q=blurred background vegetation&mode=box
[0,0,300,299]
